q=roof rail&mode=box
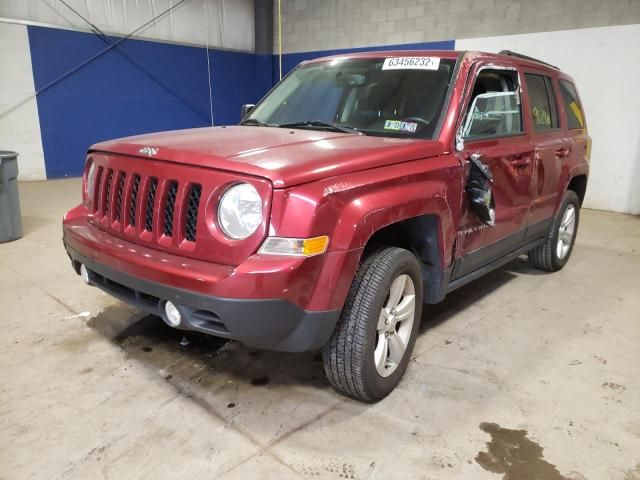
[498,50,559,70]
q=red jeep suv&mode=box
[64,50,590,401]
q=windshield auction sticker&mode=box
[384,120,418,133]
[382,57,440,70]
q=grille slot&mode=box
[144,178,157,232]
[163,181,178,237]
[184,184,201,242]
[115,172,126,222]
[104,169,114,218]
[129,175,141,226]
[92,166,103,212]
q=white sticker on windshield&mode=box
[384,120,418,133]
[382,56,440,70]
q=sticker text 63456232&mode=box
[382,57,440,71]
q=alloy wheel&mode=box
[374,274,416,377]
[557,204,576,259]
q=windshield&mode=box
[245,56,456,139]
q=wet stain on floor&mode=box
[85,304,329,394]
[476,422,579,480]
[617,463,640,480]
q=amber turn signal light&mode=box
[258,235,329,257]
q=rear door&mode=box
[452,61,535,279]
[557,78,591,195]
[523,71,565,228]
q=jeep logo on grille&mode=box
[138,146,158,156]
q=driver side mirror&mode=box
[240,104,255,120]
[466,153,495,226]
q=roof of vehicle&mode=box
[304,49,563,73]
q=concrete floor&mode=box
[1,178,639,480]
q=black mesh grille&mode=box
[144,178,157,232]
[115,172,126,222]
[104,169,114,217]
[184,184,201,242]
[129,175,141,226]
[163,181,178,237]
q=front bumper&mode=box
[62,209,356,352]
[66,244,340,352]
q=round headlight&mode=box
[218,183,263,239]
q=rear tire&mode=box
[528,190,580,272]
[322,247,423,402]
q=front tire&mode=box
[528,190,580,271]
[322,247,423,402]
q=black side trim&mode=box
[425,218,554,301]
[446,237,544,294]
[406,215,444,304]
[65,244,339,352]
[525,217,553,239]
[452,229,526,280]
[451,218,552,280]
[425,265,452,305]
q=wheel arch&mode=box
[567,174,588,206]
[358,213,450,304]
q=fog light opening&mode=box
[164,301,182,327]
[80,264,91,285]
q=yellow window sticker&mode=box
[569,102,584,128]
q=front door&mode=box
[452,63,535,279]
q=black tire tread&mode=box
[528,190,580,272]
[323,247,413,402]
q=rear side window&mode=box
[559,80,585,129]
[525,73,559,131]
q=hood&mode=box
[90,126,446,188]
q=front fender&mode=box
[267,155,463,310]
[331,179,455,260]
[270,155,461,255]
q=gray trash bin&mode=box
[0,151,23,243]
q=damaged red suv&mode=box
[64,50,590,401]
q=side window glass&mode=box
[544,77,559,128]
[559,80,585,130]
[462,69,522,139]
[525,73,558,131]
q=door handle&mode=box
[555,147,571,158]
[509,154,531,167]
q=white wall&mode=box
[0,22,45,180]
[457,24,640,215]
[276,0,640,54]
[0,0,255,51]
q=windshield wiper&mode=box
[277,120,363,135]
[239,118,276,127]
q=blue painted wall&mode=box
[27,24,453,178]
[28,26,264,178]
